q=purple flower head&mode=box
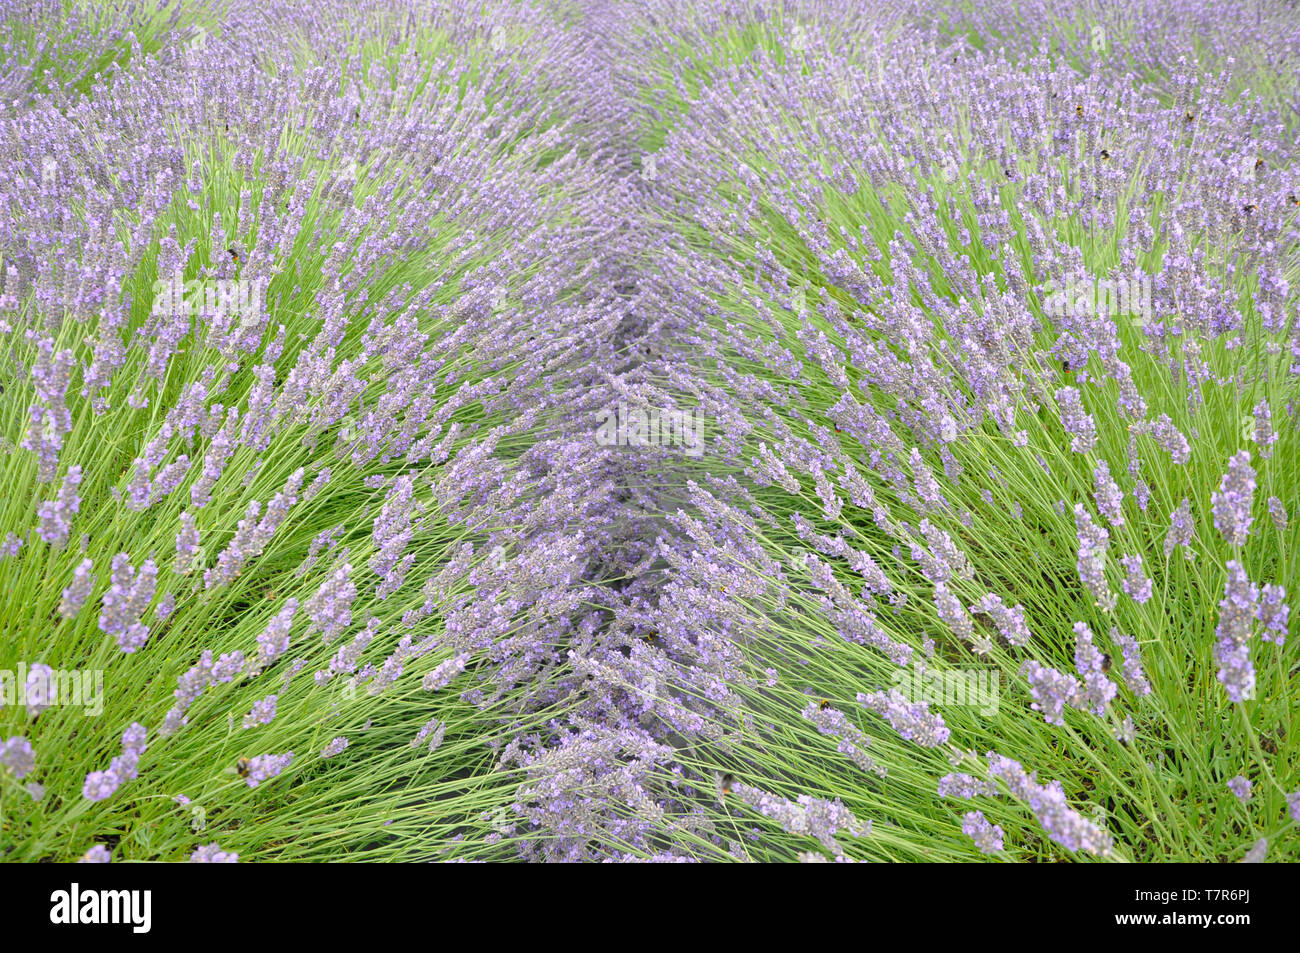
[1141,415,1190,465]
[1215,561,1259,702]
[908,448,948,513]
[81,722,147,801]
[802,702,881,776]
[730,782,869,858]
[321,737,349,759]
[242,696,278,729]
[1073,623,1117,715]
[36,466,82,547]
[1256,584,1288,645]
[82,769,120,801]
[938,773,998,799]
[857,689,950,747]
[933,581,979,650]
[1055,387,1096,453]
[305,563,356,644]
[370,474,417,598]
[24,663,55,717]
[1267,496,1288,533]
[175,512,200,575]
[1252,401,1276,459]
[243,751,293,787]
[422,652,469,692]
[412,717,446,753]
[1,533,22,560]
[1120,554,1152,605]
[1210,451,1256,547]
[1242,838,1268,863]
[986,753,1112,856]
[962,810,1004,854]
[1020,660,1081,726]
[1110,629,1151,697]
[1164,498,1194,558]
[971,593,1031,647]
[121,722,147,755]
[248,598,297,674]
[189,843,238,863]
[98,554,157,653]
[1092,460,1124,525]
[155,591,176,621]
[1074,505,1115,611]
[1,737,35,779]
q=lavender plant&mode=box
[1,0,1297,863]
[0,0,639,861]
[578,0,1299,861]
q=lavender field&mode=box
[0,0,1297,863]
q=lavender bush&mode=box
[0,0,1296,863]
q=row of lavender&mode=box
[0,0,658,860]
[549,0,1299,860]
[1,0,1298,861]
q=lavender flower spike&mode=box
[1210,451,1256,547]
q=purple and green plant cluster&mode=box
[0,0,1297,862]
